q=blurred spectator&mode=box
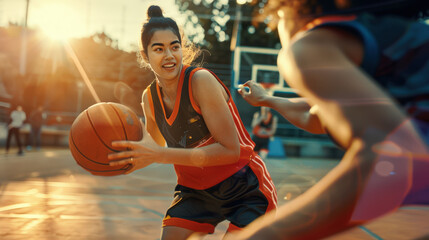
[26,106,46,150]
[6,105,26,155]
[251,106,278,159]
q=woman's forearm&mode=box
[156,142,240,167]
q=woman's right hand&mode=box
[237,80,270,107]
[108,127,162,174]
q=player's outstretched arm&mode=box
[238,80,325,134]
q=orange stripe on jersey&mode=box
[188,67,203,114]
[156,65,188,126]
[187,67,256,150]
[146,87,155,118]
[228,101,255,149]
[172,66,260,190]
[199,68,255,149]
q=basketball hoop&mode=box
[258,82,277,96]
[259,82,276,89]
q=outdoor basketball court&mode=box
[0,147,428,240]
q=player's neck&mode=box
[158,82,178,109]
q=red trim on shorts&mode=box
[163,217,215,233]
[248,154,278,213]
[227,223,243,232]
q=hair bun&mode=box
[147,5,163,19]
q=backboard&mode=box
[231,46,295,94]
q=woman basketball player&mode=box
[108,5,277,240]
[251,106,278,159]
[235,0,429,239]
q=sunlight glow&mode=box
[63,41,101,103]
[31,3,85,41]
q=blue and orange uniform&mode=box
[303,13,429,209]
[252,111,275,154]
[146,65,277,233]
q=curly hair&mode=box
[256,0,429,29]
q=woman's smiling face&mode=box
[146,29,183,81]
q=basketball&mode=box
[69,102,143,176]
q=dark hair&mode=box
[138,5,201,68]
[258,0,429,28]
[140,6,181,57]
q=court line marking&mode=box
[359,226,383,240]
[1,179,173,195]
[400,206,429,210]
[0,200,165,217]
[0,213,161,222]
[0,190,172,201]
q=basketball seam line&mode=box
[108,103,129,141]
[70,128,131,172]
[86,108,121,153]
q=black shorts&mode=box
[252,136,270,152]
[162,163,277,233]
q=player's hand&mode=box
[237,80,270,107]
[108,130,162,174]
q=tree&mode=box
[0,24,153,118]
[175,0,280,64]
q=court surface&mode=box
[0,148,428,239]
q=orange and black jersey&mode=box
[252,112,274,139]
[146,65,275,192]
[148,66,211,148]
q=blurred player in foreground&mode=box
[236,0,429,239]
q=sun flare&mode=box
[31,2,85,41]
